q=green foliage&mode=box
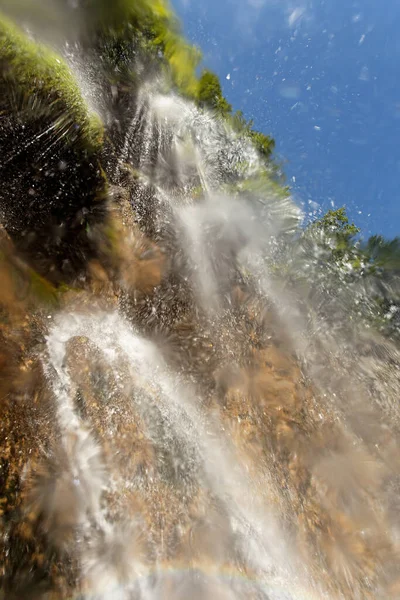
[84,0,201,98]
[198,70,232,115]
[248,129,275,160]
[286,207,363,305]
[28,269,59,306]
[359,236,400,337]
[155,28,201,98]
[237,169,290,199]
[0,12,109,283]
[362,236,400,336]
[85,0,171,33]
[198,72,276,161]
[313,207,360,239]
[310,207,360,263]
[229,110,275,161]
[365,235,400,271]
[296,207,400,339]
[310,207,400,282]
[88,2,276,157]
[0,12,104,153]
[230,110,249,132]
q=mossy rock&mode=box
[0,13,103,151]
[0,13,108,282]
[84,0,201,99]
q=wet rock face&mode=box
[1,197,399,598]
[1,6,400,600]
[0,13,109,283]
[0,112,107,282]
[0,272,70,598]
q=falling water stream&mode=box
[45,311,307,599]
[39,88,400,599]
[1,24,400,600]
[39,89,314,599]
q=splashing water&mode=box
[1,19,400,600]
[45,311,318,600]
[38,84,400,597]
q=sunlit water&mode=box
[1,33,400,600]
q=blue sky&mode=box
[172,0,400,238]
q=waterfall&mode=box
[1,11,400,600]
[44,310,315,599]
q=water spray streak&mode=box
[1,9,400,600]
[45,311,312,599]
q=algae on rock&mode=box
[0,12,103,152]
[0,12,107,283]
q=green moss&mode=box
[28,269,59,306]
[154,28,201,98]
[0,12,103,153]
[0,247,59,306]
[191,185,204,199]
[87,0,171,33]
[84,0,201,98]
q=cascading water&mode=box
[44,311,312,599]
[1,6,400,600]
[29,84,398,599]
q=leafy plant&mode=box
[198,70,232,115]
